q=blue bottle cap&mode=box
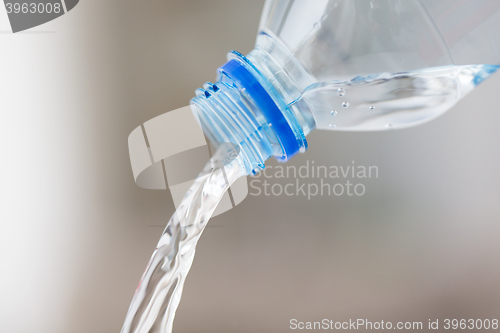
[220,59,301,161]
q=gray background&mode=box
[1,1,500,332]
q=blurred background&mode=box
[1,1,500,332]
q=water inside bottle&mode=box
[292,65,499,131]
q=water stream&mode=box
[121,146,246,333]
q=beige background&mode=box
[1,1,500,332]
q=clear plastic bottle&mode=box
[191,0,500,175]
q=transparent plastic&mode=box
[192,0,500,173]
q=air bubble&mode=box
[342,102,349,108]
[337,88,346,97]
[369,106,375,110]
[331,110,337,116]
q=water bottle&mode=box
[122,2,500,331]
[191,0,500,175]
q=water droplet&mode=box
[337,88,346,97]
[329,124,336,128]
[342,102,349,108]
[369,105,375,110]
[330,110,337,116]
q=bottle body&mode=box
[250,0,500,132]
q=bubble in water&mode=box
[369,106,375,110]
[330,110,337,116]
[342,102,349,108]
[337,88,345,97]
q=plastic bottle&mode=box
[190,0,500,175]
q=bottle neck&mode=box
[191,51,308,175]
[248,33,318,136]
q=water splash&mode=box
[121,146,246,333]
